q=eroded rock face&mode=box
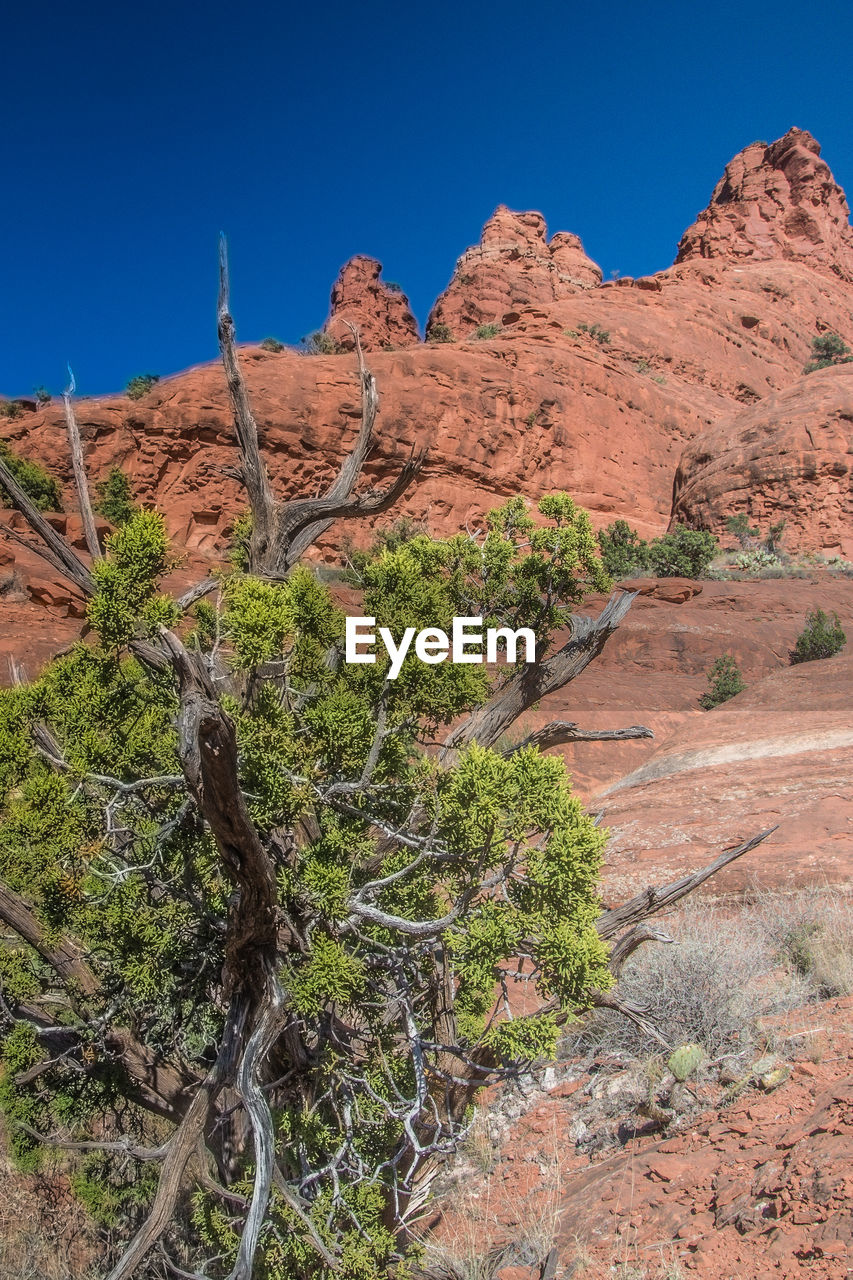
[324,255,419,351]
[427,205,602,336]
[672,365,853,558]
[676,128,853,281]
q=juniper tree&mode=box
[0,240,774,1279]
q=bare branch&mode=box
[596,827,778,940]
[217,234,276,554]
[0,882,100,999]
[444,590,638,754]
[0,457,94,596]
[607,924,675,976]
[62,365,102,560]
[500,720,653,756]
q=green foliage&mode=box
[577,322,610,344]
[230,509,254,570]
[0,400,24,420]
[87,511,177,648]
[726,513,759,546]
[0,494,617,1276]
[472,323,501,339]
[260,336,285,352]
[33,386,52,406]
[598,522,716,579]
[803,332,853,373]
[646,525,718,578]
[790,608,846,664]
[426,321,453,343]
[94,467,137,527]
[125,373,160,400]
[383,280,404,293]
[597,519,649,579]
[300,330,342,355]
[699,654,746,709]
[0,439,63,510]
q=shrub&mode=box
[125,374,160,400]
[383,280,404,293]
[758,889,853,999]
[734,547,784,574]
[0,441,62,511]
[647,525,718,578]
[33,386,52,407]
[597,520,649,579]
[94,468,137,527]
[726,513,759,547]
[472,324,501,340]
[260,336,285,352]
[790,608,846,664]
[299,330,342,355]
[0,401,24,420]
[803,332,853,373]
[577,322,610,344]
[427,321,454,343]
[699,654,746,709]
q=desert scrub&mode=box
[577,322,610,344]
[803,332,853,373]
[472,323,501,340]
[564,902,808,1061]
[0,440,62,511]
[789,608,846,663]
[299,330,342,355]
[597,520,649,579]
[260,336,285,352]
[427,321,454,343]
[94,468,137,527]
[125,373,160,400]
[699,654,746,709]
[757,888,853,999]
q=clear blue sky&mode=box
[3,0,852,397]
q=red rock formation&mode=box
[677,128,853,282]
[324,255,419,351]
[672,365,853,557]
[427,205,602,336]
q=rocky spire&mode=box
[676,128,853,281]
[324,255,419,352]
[427,205,602,337]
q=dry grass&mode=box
[0,1165,101,1280]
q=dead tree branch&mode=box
[62,365,102,560]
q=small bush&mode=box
[472,323,501,340]
[126,373,160,400]
[299,330,342,355]
[803,332,853,373]
[726,513,759,547]
[647,525,718,578]
[699,654,746,709]
[757,888,853,1000]
[734,548,784,574]
[260,336,284,352]
[0,400,24,420]
[383,280,404,293]
[578,322,610,344]
[790,608,846,664]
[95,468,137,527]
[0,440,63,511]
[33,386,52,406]
[427,322,453,344]
[597,519,649,579]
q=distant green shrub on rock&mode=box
[427,321,453,343]
[126,373,160,400]
[597,519,650,579]
[803,333,853,373]
[300,331,342,355]
[260,336,285,352]
[790,609,846,664]
[95,467,137,527]
[0,440,62,511]
[578,322,610,344]
[700,654,746,710]
[473,323,501,340]
[647,525,718,578]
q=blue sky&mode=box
[3,0,852,396]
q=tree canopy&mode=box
[0,242,773,1279]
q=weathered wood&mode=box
[501,720,653,756]
[596,827,778,940]
[0,456,95,596]
[62,367,102,560]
